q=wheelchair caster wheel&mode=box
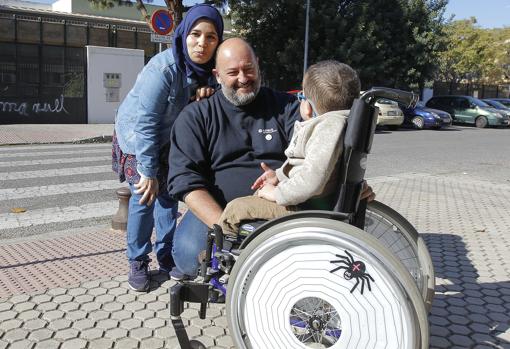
[189,340,206,349]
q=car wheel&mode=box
[475,116,488,128]
[411,116,424,129]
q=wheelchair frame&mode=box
[169,88,432,349]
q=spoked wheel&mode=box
[475,116,488,128]
[411,116,424,129]
[227,216,428,349]
[365,201,435,310]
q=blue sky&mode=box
[24,0,510,29]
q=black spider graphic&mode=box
[330,250,375,294]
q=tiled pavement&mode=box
[1,172,510,348]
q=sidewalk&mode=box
[1,174,510,348]
[0,125,114,146]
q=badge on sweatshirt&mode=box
[259,128,276,141]
[265,134,273,141]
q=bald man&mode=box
[167,38,301,278]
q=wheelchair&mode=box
[169,88,435,349]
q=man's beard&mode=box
[221,78,261,106]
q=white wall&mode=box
[86,46,144,124]
[51,0,72,13]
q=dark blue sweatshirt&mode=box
[168,87,300,207]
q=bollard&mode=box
[112,187,131,231]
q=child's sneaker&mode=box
[169,268,192,281]
[128,260,150,292]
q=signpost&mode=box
[150,33,173,44]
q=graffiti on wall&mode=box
[0,95,69,116]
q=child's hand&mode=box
[257,183,277,202]
[251,162,279,190]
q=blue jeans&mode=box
[126,184,178,268]
[172,211,209,276]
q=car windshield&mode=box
[469,98,490,107]
[485,100,507,109]
[377,98,397,105]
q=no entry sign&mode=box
[150,10,174,36]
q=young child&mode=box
[218,60,361,235]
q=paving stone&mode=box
[107,288,128,297]
[9,295,30,304]
[96,319,119,330]
[203,326,225,338]
[143,318,165,329]
[447,306,469,316]
[35,339,61,349]
[102,302,124,312]
[9,339,33,349]
[449,334,474,347]
[81,280,102,289]
[67,288,87,297]
[101,281,120,289]
[116,294,136,304]
[119,318,142,330]
[104,328,128,340]
[42,310,65,321]
[0,311,16,322]
[64,310,88,321]
[95,294,115,304]
[124,301,145,312]
[80,302,101,312]
[89,338,114,349]
[448,324,471,336]
[111,310,132,321]
[13,302,35,312]
[134,309,155,321]
[46,288,67,297]
[0,319,23,331]
[72,318,95,331]
[28,328,53,341]
[212,316,228,328]
[215,335,234,348]
[22,319,47,331]
[113,338,138,349]
[137,293,158,303]
[3,328,28,342]
[53,295,73,304]
[58,302,80,312]
[0,303,12,312]
[61,338,87,349]
[87,288,108,297]
[89,310,110,321]
[17,310,41,321]
[484,296,504,305]
[74,295,94,304]
[35,302,58,311]
[190,336,214,348]
[53,328,79,341]
[48,318,72,331]
[129,327,153,340]
[146,301,167,312]
[139,338,165,349]
[79,328,104,340]
[154,326,175,339]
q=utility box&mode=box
[86,46,144,124]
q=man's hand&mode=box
[134,175,159,206]
[360,180,376,202]
[192,86,216,101]
[257,183,277,202]
[251,162,279,190]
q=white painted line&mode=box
[0,156,111,168]
[0,200,118,230]
[0,148,109,159]
[1,165,112,181]
[0,143,111,152]
[0,180,124,200]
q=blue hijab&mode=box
[172,4,224,85]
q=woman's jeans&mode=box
[126,184,178,269]
[172,211,209,276]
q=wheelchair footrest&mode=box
[170,281,210,318]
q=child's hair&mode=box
[303,60,361,115]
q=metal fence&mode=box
[433,81,510,99]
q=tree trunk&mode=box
[135,0,151,27]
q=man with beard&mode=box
[167,38,300,278]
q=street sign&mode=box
[150,10,174,35]
[151,33,173,44]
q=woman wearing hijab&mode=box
[112,4,224,292]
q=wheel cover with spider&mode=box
[226,217,428,349]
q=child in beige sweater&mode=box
[218,60,361,235]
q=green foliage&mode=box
[228,0,448,91]
[438,19,510,83]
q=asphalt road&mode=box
[1,124,509,239]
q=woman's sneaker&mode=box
[128,260,150,292]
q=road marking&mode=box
[0,200,117,230]
[0,149,109,159]
[1,165,113,181]
[0,180,124,200]
[0,156,111,168]
[0,143,111,152]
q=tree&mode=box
[228,0,449,91]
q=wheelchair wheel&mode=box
[226,216,428,349]
[365,201,435,310]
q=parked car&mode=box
[485,98,510,108]
[482,99,510,116]
[375,98,404,130]
[400,101,452,129]
[425,95,510,128]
